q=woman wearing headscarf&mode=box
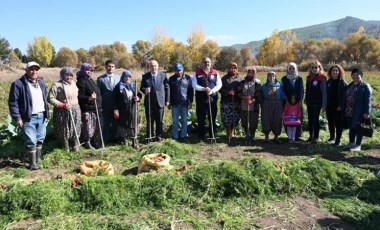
[326,64,347,146]
[261,71,283,143]
[343,68,372,151]
[304,60,327,143]
[236,67,262,143]
[281,62,304,141]
[113,70,142,146]
[48,67,81,152]
[220,62,242,142]
[76,63,102,150]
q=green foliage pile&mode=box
[1,157,379,229]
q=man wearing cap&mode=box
[8,61,49,170]
[140,60,170,141]
[168,63,193,141]
[192,57,222,139]
[97,60,120,143]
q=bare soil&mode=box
[3,136,379,229]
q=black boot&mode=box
[28,149,38,170]
[36,144,42,163]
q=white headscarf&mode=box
[286,62,299,80]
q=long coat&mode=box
[113,82,142,128]
[344,81,372,129]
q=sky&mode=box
[1,0,380,54]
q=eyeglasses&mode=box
[311,66,319,69]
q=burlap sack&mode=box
[137,153,172,173]
[80,160,114,176]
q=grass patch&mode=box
[1,156,379,229]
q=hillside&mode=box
[231,16,380,53]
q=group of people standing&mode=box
[219,60,372,151]
[8,58,372,170]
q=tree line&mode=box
[1,26,379,72]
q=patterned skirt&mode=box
[221,102,240,128]
[81,111,102,146]
[53,105,81,143]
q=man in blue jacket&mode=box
[168,63,193,141]
[8,61,49,170]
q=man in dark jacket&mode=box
[168,63,193,141]
[8,61,49,170]
[140,60,169,141]
[97,60,120,143]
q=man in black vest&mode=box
[191,57,222,139]
[140,60,169,141]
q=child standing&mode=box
[283,96,302,143]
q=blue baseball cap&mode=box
[174,63,183,71]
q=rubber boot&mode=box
[36,144,42,163]
[28,149,38,170]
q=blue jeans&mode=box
[171,105,188,139]
[22,113,47,150]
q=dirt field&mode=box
[1,67,379,229]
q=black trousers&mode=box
[102,109,119,143]
[307,106,321,139]
[326,108,343,142]
[145,102,164,138]
[196,102,217,138]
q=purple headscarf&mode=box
[76,63,93,78]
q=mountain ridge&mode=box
[230,16,380,53]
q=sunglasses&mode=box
[311,66,319,69]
